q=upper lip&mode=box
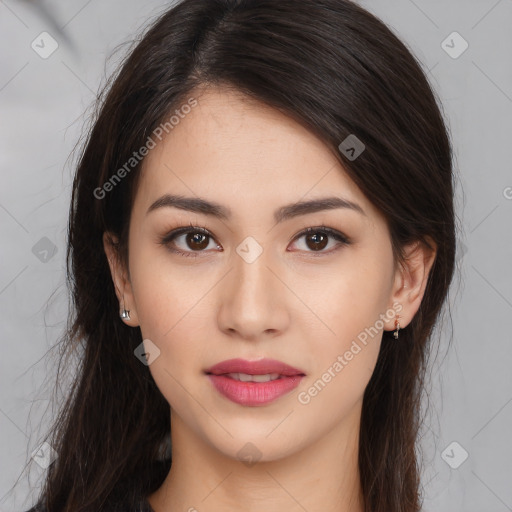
[205,358,306,376]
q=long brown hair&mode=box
[22,1,456,511]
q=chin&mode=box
[203,425,309,465]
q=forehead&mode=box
[134,86,380,225]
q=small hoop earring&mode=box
[393,315,401,340]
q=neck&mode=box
[148,403,365,512]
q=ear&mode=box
[103,231,140,327]
[386,237,437,331]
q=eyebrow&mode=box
[146,193,366,222]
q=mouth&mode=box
[205,358,306,406]
[219,372,283,382]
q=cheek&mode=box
[294,286,387,420]
[130,267,209,412]
[128,244,215,376]
[295,254,392,394]
[129,239,200,333]
[300,255,391,342]
[133,275,207,365]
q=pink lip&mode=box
[205,358,306,407]
[206,358,305,376]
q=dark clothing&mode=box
[25,496,155,512]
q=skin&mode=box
[104,86,436,512]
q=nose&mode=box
[217,244,290,341]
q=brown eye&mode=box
[186,232,210,250]
[160,226,219,257]
[290,226,351,255]
[304,231,329,251]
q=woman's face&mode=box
[107,86,409,462]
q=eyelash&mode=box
[158,222,351,258]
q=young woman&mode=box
[24,0,456,511]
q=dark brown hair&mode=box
[22,1,456,511]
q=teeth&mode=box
[226,372,281,382]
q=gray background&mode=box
[0,0,511,511]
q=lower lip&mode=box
[207,374,304,406]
